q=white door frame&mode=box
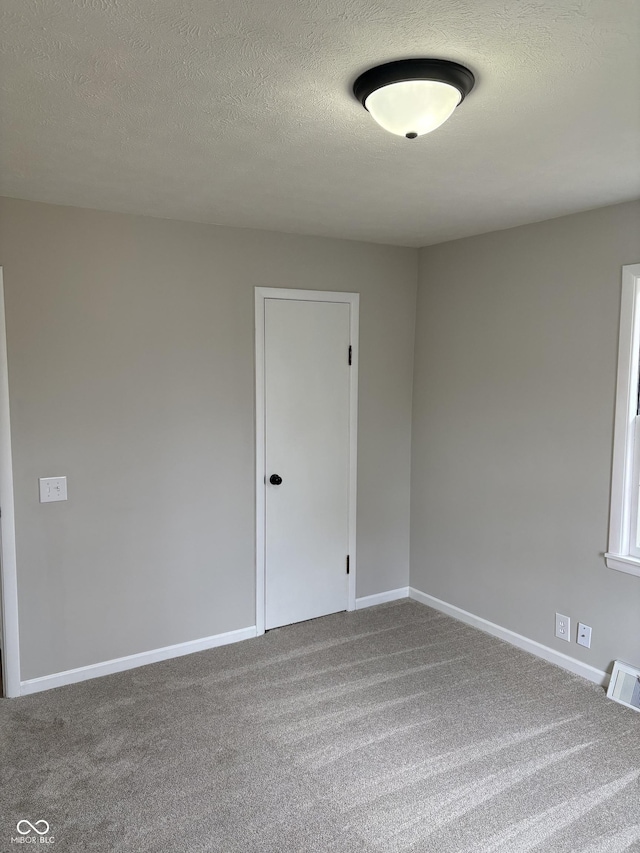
[0,268,21,697]
[255,287,359,635]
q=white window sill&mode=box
[605,553,640,578]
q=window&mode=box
[606,264,640,577]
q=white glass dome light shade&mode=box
[364,79,462,138]
[353,59,475,140]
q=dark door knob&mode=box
[269,474,283,485]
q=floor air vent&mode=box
[607,661,640,712]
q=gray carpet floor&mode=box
[1,599,640,852]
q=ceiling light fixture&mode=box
[353,59,475,140]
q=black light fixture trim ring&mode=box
[353,59,475,110]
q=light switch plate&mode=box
[39,476,67,503]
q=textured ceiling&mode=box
[1,0,639,246]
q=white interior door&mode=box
[263,296,352,629]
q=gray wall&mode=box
[5,193,638,684]
[411,201,640,673]
[0,197,417,680]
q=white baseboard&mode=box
[19,625,257,696]
[409,588,609,688]
[355,587,409,609]
[17,590,611,695]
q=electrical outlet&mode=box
[555,612,570,641]
[577,622,592,649]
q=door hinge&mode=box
[346,555,350,574]
[348,345,352,366]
